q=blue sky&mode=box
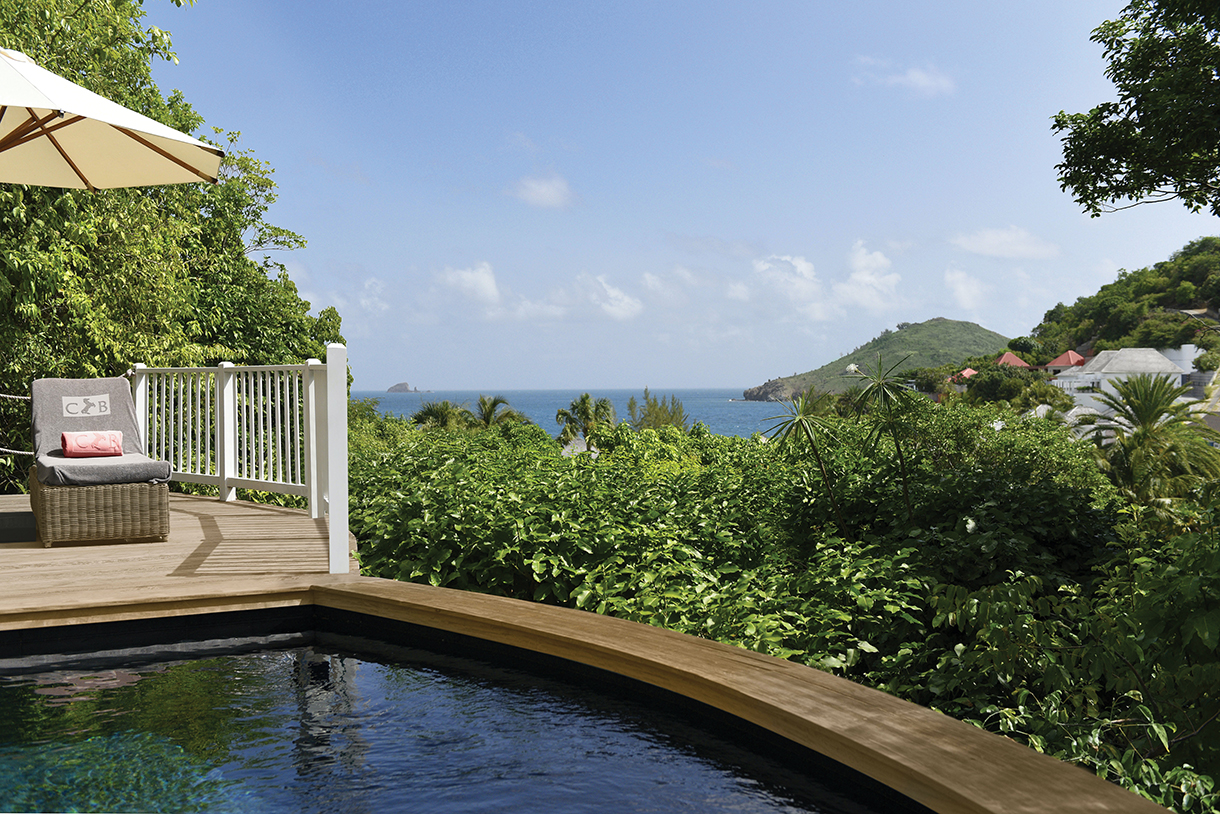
[147,1,1217,391]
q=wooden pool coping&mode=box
[0,568,1165,813]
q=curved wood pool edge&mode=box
[0,572,1166,814]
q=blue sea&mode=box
[352,389,782,438]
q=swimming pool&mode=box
[0,635,913,813]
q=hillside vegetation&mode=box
[743,317,1009,400]
[1024,237,1220,369]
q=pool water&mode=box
[0,644,890,813]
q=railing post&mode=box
[304,358,324,519]
[325,343,349,574]
[132,364,149,454]
[217,362,237,502]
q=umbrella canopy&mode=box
[0,47,223,190]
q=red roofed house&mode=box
[995,351,1030,368]
[947,367,978,396]
[1045,350,1086,375]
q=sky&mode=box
[145,0,1219,391]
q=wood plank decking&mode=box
[0,493,1166,814]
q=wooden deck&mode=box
[0,493,1166,814]
[0,491,348,584]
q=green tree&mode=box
[626,387,690,432]
[410,400,474,431]
[851,355,918,522]
[964,366,1044,405]
[0,0,342,492]
[1085,373,1220,507]
[765,388,852,541]
[1007,380,1075,413]
[471,395,528,429]
[1054,0,1220,217]
[555,393,615,446]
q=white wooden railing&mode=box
[131,343,349,574]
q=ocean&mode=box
[352,388,783,438]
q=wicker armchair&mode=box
[29,377,170,547]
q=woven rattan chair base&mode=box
[29,467,169,548]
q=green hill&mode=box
[1027,236,1220,366]
[743,317,1010,400]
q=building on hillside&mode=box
[1051,346,1205,413]
[1045,349,1086,375]
[995,351,1030,368]
[947,367,977,395]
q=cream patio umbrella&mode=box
[0,47,223,190]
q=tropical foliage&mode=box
[555,393,615,446]
[1054,0,1220,217]
[349,388,1220,811]
[626,387,690,431]
[1083,374,1220,509]
[0,0,343,492]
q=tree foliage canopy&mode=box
[0,0,343,490]
[555,393,615,446]
[1055,0,1220,217]
[626,387,690,432]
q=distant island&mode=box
[743,317,1009,401]
[387,382,422,393]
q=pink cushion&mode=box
[61,430,123,458]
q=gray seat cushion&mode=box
[31,377,170,486]
[35,451,171,486]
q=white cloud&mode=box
[439,262,501,305]
[886,65,955,96]
[752,254,833,320]
[945,268,987,310]
[673,265,698,286]
[583,274,643,320]
[854,56,955,97]
[511,298,567,321]
[637,265,706,308]
[833,241,900,309]
[358,277,391,313]
[726,282,750,301]
[950,226,1059,259]
[512,173,574,208]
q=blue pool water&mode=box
[0,645,893,813]
[353,388,783,438]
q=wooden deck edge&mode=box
[308,577,1166,814]
[0,577,317,630]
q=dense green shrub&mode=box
[347,399,1219,810]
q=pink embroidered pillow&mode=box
[61,430,123,458]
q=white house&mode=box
[1052,346,1201,413]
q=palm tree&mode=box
[851,354,918,522]
[409,400,474,431]
[555,393,616,446]
[766,388,852,541]
[472,395,528,428]
[1084,373,1220,505]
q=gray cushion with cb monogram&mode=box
[31,377,171,486]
